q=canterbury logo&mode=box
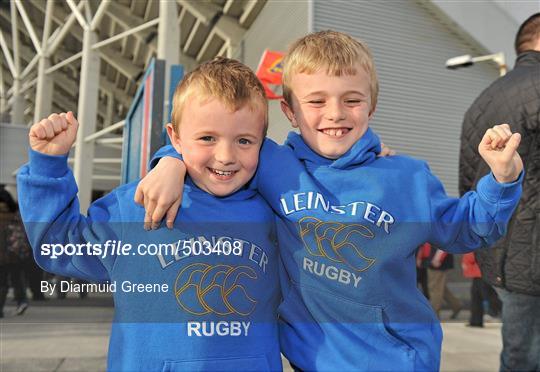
[174,263,258,316]
[299,216,376,272]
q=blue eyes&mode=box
[198,136,252,145]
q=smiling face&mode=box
[281,65,374,159]
[168,96,265,197]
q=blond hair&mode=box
[282,30,378,113]
[171,57,268,134]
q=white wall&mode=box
[430,0,540,68]
[494,0,540,26]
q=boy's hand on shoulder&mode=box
[134,157,187,230]
[478,124,523,183]
[29,111,79,156]
[378,142,396,157]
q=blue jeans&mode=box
[497,288,540,371]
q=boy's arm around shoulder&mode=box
[18,113,121,282]
[146,138,289,197]
[251,137,299,203]
[137,144,186,229]
[137,138,290,227]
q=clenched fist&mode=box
[29,111,79,155]
[478,124,523,183]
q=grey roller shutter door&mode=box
[312,0,499,196]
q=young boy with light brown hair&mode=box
[18,57,283,371]
[138,31,523,371]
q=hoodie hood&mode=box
[284,128,381,170]
[184,175,258,201]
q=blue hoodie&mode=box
[17,150,282,372]
[153,128,522,371]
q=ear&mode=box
[166,123,182,154]
[368,104,377,121]
[280,99,298,128]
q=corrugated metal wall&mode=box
[312,0,499,196]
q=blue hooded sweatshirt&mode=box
[17,150,282,372]
[153,128,522,371]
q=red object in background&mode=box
[462,252,481,278]
[418,242,432,260]
[256,50,285,100]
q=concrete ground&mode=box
[1,293,502,372]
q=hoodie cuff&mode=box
[477,171,524,204]
[29,149,70,178]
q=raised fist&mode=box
[29,111,79,156]
[478,123,523,183]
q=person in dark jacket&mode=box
[462,253,501,328]
[459,13,540,371]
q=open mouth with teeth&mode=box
[319,128,351,137]
[208,167,238,180]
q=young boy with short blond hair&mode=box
[18,57,282,371]
[140,31,523,371]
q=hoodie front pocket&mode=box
[278,283,416,371]
[161,355,271,372]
